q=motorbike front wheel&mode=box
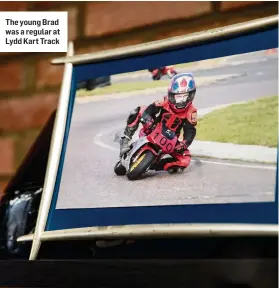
[114,161,126,176]
[126,150,155,181]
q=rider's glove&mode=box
[175,140,188,154]
[141,114,155,133]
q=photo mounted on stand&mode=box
[57,48,278,210]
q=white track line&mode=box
[93,130,277,171]
[94,131,118,152]
[193,159,276,171]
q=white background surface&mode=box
[0,11,68,52]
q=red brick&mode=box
[36,59,64,89]
[0,1,28,11]
[60,6,78,41]
[220,1,265,11]
[85,1,212,37]
[77,37,143,55]
[0,181,9,197]
[77,46,100,55]
[0,138,14,174]
[0,62,23,92]
[30,1,58,10]
[15,129,40,168]
[0,93,59,132]
[30,5,78,40]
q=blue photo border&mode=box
[46,25,278,231]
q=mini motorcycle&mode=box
[148,66,177,81]
[114,114,180,180]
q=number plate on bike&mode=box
[148,125,177,153]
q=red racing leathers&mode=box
[120,96,197,172]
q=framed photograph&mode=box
[18,15,278,260]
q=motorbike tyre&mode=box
[153,74,161,81]
[152,70,161,81]
[114,161,127,176]
[127,150,155,181]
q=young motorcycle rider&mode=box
[118,73,198,174]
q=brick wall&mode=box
[0,1,277,198]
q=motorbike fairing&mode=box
[120,136,158,172]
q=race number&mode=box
[153,133,174,152]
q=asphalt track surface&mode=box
[56,55,277,209]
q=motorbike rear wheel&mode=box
[127,150,155,181]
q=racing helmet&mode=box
[167,73,196,113]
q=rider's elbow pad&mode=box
[127,106,141,125]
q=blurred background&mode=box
[0,1,278,199]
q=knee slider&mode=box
[180,156,191,166]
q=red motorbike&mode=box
[148,66,177,80]
[114,113,181,180]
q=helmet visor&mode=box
[169,92,189,108]
[174,92,189,103]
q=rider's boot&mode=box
[120,125,137,156]
[163,150,191,173]
[167,166,185,174]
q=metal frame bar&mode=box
[21,15,278,260]
[28,42,74,260]
[18,224,278,243]
[51,15,278,65]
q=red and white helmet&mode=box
[167,73,196,113]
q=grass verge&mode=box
[196,96,278,147]
[77,80,169,97]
